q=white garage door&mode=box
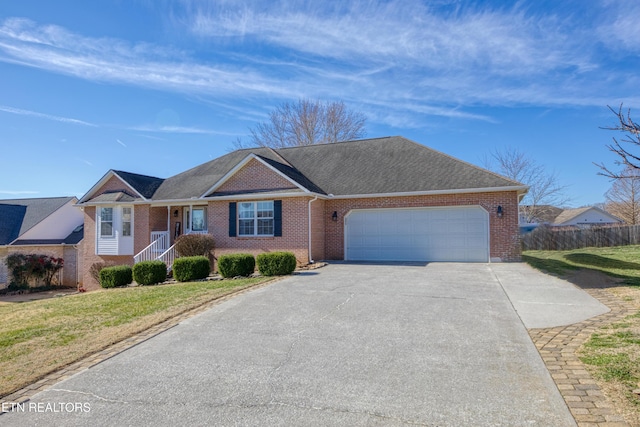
[345,206,489,262]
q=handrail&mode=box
[157,244,177,271]
[134,232,168,264]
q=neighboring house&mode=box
[78,136,528,290]
[519,205,564,225]
[519,205,622,232]
[0,197,84,288]
[552,206,622,228]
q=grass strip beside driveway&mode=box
[524,247,640,425]
[523,245,640,286]
[0,277,270,398]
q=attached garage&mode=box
[344,206,489,262]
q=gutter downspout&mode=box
[308,196,318,264]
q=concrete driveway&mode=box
[1,263,608,426]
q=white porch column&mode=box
[166,206,171,240]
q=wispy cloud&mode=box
[0,1,637,129]
[0,104,96,126]
[596,1,640,53]
[187,1,589,76]
[0,17,294,98]
[116,139,127,147]
[77,158,93,166]
[127,124,235,135]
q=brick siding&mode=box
[310,198,325,261]
[98,175,134,195]
[0,244,82,289]
[324,191,521,262]
[79,163,521,290]
[209,197,310,265]
[215,158,300,194]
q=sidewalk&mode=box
[529,287,636,427]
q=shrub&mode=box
[6,253,29,287]
[6,253,64,287]
[7,282,29,292]
[89,262,116,284]
[173,256,211,282]
[217,253,255,278]
[99,265,133,288]
[256,252,297,276]
[133,261,167,286]
[41,256,64,286]
[174,234,215,257]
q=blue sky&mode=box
[1,0,639,207]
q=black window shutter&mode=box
[274,200,282,237]
[228,202,237,237]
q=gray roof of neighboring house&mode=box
[64,224,84,244]
[553,207,621,225]
[521,205,565,224]
[0,197,75,245]
[12,224,84,246]
[85,136,525,202]
[0,204,26,245]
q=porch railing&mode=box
[134,230,208,272]
[157,245,177,272]
[151,231,169,252]
[133,232,169,264]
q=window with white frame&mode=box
[190,207,207,232]
[100,207,114,237]
[96,205,134,255]
[122,207,132,237]
[238,201,274,236]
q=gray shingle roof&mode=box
[0,197,75,244]
[13,224,84,246]
[90,192,140,203]
[152,148,286,200]
[0,204,26,245]
[277,136,522,195]
[113,170,164,199]
[553,207,621,225]
[85,136,525,202]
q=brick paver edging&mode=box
[529,288,637,427]
[0,277,282,408]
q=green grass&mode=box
[579,353,635,381]
[523,245,640,286]
[523,246,640,421]
[0,277,270,398]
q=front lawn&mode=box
[523,245,640,286]
[524,246,640,425]
[0,277,270,398]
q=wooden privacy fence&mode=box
[522,224,640,251]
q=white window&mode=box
[186,207,207,232]
[191,207,207,232]
[96,205,134,255]
[238,201,274,236]
[122,207,132,237]
[100,207,114,237]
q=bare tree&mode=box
[484,147,569,223]
[596,104,640,178]
[239,99,366,149]
[605,166,640,224]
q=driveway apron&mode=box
[1,263,576,426]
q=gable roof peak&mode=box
[0,196,77,245]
